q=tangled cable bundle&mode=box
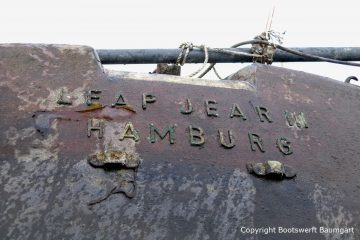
[176,32,360,79]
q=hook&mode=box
[345,76,358,83]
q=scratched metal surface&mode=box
[0,44,359,240]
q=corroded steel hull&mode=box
[0,44,359,239]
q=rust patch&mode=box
[112,104,137,113]
[76,102,105,112]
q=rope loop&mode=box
[176,42,209,78]
[176,42,194,66]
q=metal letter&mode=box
[120,122,139,142]
[111,92,127,107]
[230,103,247,120]
[284,111,308,129]
[86,90,102,106]
[276,137,293,155]
[189,125,205,146]
[255,106,273,123]
[149,124,176,144]
[205,100,218,117]
[142,93,156,110]
[180,98,193,114]
[218,130,235,149]
[87,118,104,139]
[248,132,265,152]
[57,88,72,105]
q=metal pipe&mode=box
[96,47,360,64]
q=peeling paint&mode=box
[214,169,256,239]
[107,69,256,92]
[225,64,257,83]
[57,45,91,55]
[117,167,256,239]
[0,79,88,111]
[0,44,102,112]
[38,46,58,59]
[37,85,87,110]
[5,126,36,146]
[311,184,355,240]
[1,121,59,239]
[283,83,314,104]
